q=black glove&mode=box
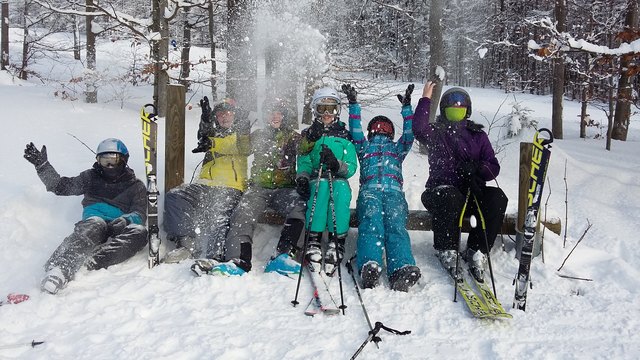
[108,216,128,235]
[305,120,324,142]
[320,145,340,173]
[192,137,212,153]
[341,84,357,104]
[200,96,212,123]
[24,142,48,167]
[396,84,415,106]
[296,176,310,201]
[456,161,482,195]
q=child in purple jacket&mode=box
[412,82,508,283]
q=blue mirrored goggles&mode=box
[97,153,123,168]
[442,92,469,108]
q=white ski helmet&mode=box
[96,138,129,163]
[310,87,341,118]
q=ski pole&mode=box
[454,188,472,302]
[326,169,347,314]
[472,193,498,297]
[291,166,323,307]
[0,340,45,351]
[345,256,379,350]
[350,322,411,360]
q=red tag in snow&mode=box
[7,293,30,304]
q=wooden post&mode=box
[1,1,8,70]
[165,84,185,193]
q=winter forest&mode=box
[1,0,640,359]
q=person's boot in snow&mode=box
[389,265,421,292]
[465,249,487,282]
[324,234,345,276]
[209,259,248,276]
[305,232,322,273]
[164,236,199,264]
[264,253,301,276]
[41,267,68,295]
[436,249,462,280]
[360,261,382,289]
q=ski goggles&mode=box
[441,92,469,108]
[97,153,123,168]
[315,103,340,116]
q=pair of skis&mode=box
[513,128,553,311]
[447,263,512,319]
[141,105,160,269]
[304,265,342,316]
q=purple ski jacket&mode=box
[412,97,500,189]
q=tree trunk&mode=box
[208,2,217,101]
[551,0,567,140]
[612,0,639,141]
[179,7,191,91]
[72,6,80,61]
[226,0,256,111]
[152,0,169,116]
[580,86,588,138]
[428,0,444,125]
[19,0,28,80]
[85,0,97,103]
[1,1,8,70]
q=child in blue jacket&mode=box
[344,84,421,292]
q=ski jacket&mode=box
[413,97,500,189]
[35,162,146,224]
[297,121,357,181]
[349,103,414,193]
[249,126,301,189]
[197,130,251,192]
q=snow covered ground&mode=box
[1,38,640,359]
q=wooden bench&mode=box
[258,209,562,236]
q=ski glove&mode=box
[24,142,48,168]
[456,161,482,196]
[200,96,212,123]
[192,137,213,153]
[320,145,340,173]
[296,176,310,201]
[396,84,415,106]
[305,121,324,142]
[108,216,128,235]
[341,84,358,104]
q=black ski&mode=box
[141,104,160,268]
[513,128,553,311]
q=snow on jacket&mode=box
[249,126,301,189]
[348,103,413,193]
[412,97,500,189]
[35,162,146,224]
[197,129,251,192]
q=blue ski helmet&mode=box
[96,138,129,163]
[439,87,472,121]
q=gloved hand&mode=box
[24,142,48,167]
[296,176,310,201]
[456,161,482,195]
[192,137,213,153]
[108,216,128,235]
[200,96,212,123]
[305,120,324,142]
[341,84,358,104]
[396,84,415,106]
[320,145,340,173]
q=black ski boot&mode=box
[389,265,421,292]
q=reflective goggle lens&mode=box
[370,121,394,136]
[443,92,468,108]
[316,104,339,115]
[97,153,122,168]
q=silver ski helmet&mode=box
[96,138,129,167]
[310,87,341,118]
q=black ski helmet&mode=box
[439,87,472,121]
[367,116,395,140]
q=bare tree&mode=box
[551,0,567,140]
[1,0,8,70]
